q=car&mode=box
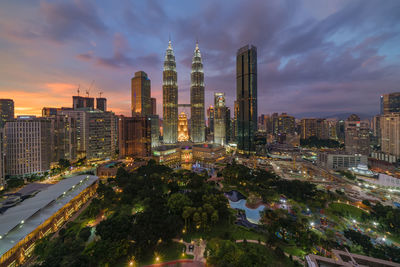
[188,244,195,252]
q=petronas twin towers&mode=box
[163,40,205,144]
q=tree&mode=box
[193,212,201,229]
[211,211,219,225]
[167,193,192,215]
[182,207,192,230]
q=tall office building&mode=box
[132,71,151,116]
[233,101,239,142]
[163,40,178,144]
[178,112,189,142]
[58,109,115,160]
[0,99,14,128]
[380,114,400,157]
[383,92,400,114]
[96,97,107,112]
[236,45,257,152]
[0,127,5,190]
[190,42,205,143]
[207,105,215,134]
[345,114,370,155]
[214,93,226,145]
[73,96,94,110]
[225,107,231,143]
[118,116,151,158]
[5,116,52,177]
[151,97,157,115]
[149,115,160,148]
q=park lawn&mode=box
[236,243,296,267]
[282,244,306,257]
[182,223,264,243]
[328,202,368,220]
[134,242,193,267]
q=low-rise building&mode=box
[318,152,368,170]
[152,145,181,168]
[0,175,98,267]
[192,143,225,168]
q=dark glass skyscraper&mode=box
[236,45,257,152]
[190,42,205,143]
[163,40,178,144]
[0,99,14,128]
[131,71,151,116]
[383,92,400,115]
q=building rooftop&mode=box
[0,175,98,258]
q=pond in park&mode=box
[228,199,266,224]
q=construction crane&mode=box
[86,80,95,98]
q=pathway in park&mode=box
[172,239,206,263]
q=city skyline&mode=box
[1,1,399,118]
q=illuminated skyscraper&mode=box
[163,40,178,144]
[178,112,189,142]
[207,105,214,133]
[132,71,151,116]
[236,45,257,152]
[190,42,205,143]
[214,93,226,145]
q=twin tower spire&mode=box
[162,39,205,144]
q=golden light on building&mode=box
[178,112,189,142]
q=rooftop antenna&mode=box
[99,91,103,98]
[77,84,80,96]
[85,90,89,97]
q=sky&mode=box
[0,0,399,118]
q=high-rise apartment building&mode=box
[236,45,257,152]
[380,114,400,157]
[300,118,317,139]
[214,93,226,145]
[85,110,116,160]
[48,115,77,163]
[118,116,151,158]
[278,113,296,135]
[151,97,157,115]
[345,114,370,155]
[0,99,14,128]
[383,92,400,114]
[5,116,51,177]
[96,97,107,112]
[73,96,94,110]
[163,40,178,144]
[300,118,329,139]
[131,71,151,116]
[178,112,189,142]
[0,127,5,190]
[190,42,205,143]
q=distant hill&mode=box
[293,112,375,120]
